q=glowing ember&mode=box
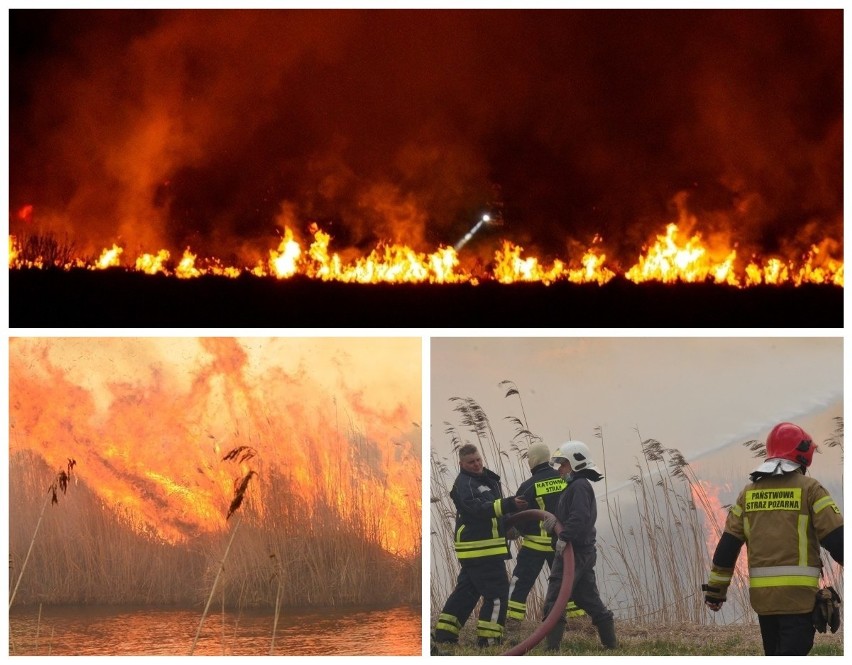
[17,205,33,222]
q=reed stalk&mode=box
[432,385,835,627]
[269,558,285,655]
[190,514,244,655]
[8,490,52,611]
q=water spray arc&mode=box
[454,213,495,251]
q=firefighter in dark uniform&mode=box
[704,422,844,656]
[540,440,617,651]
[507,441,569,622]
[433,443,528,647]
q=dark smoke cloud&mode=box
[9,9,842,265]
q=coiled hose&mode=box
[500,509,574,656]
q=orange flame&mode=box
[94,244,124,269]
[690,479,749,585]
[9,235,20,265]
[7,222,843,287]
[9,338,421,553]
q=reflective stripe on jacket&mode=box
[515,462,566,552]
[450,467,511,562]
[709,471,843,615]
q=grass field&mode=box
[432,618,844,656]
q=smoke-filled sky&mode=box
[8,8,842,266]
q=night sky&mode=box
[9,9,843,268]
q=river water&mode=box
[8,604,421,656]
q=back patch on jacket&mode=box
[744,487,802,511]
[534,477,566,496]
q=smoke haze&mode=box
[9,9,842,265]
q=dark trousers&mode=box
[508,547,554,619]
[757,613,815,656]
[542,546,612,626]
[434,559,509,643]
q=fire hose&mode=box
[500,509,574,656]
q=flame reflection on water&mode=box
[9,605,421,656]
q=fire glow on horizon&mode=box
[8,212,844,288]
[10,12,842,291]
[8,338,422,554]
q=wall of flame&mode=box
[9,338,421,554]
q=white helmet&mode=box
[551,440,600,474]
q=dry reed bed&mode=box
[430,388,843,627]
[9,445,420,609]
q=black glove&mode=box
[813,587,842,634]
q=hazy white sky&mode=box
[430,337,843,494]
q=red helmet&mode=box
[766,422,816,467]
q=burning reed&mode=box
[9,430,420,610]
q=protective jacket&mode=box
[515,462,566,552]
[706,470,843,615]
[450,467,520,564]
[555,469,599,551]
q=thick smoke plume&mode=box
[10,9,842,265]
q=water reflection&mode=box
[9,605,421,656]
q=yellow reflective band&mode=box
[730,504,743,517]
[521,539,554,552]
[457,546,508,558]
[524,535,550,543]
[566,604,586,617]
[477,619,503,637]
[507,600,526,620]
[534,478,567,496]
[750,576,819,589]
[455,535,508,559]
[455,537,506,550]
[814,496,838,514]
[798,514,809,567]
[709,572,732,585]
[535,497,545,510]
[436,614,461,635]
[494,499,504,518]
[492,517,499,539]
[744,487,801,512]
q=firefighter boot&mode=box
[596,618,618,649]
[544,621,566,652]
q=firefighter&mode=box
[540,440,617,650]
[433,443,528,647]
[703,422,843,656]
[507,441,568,622]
